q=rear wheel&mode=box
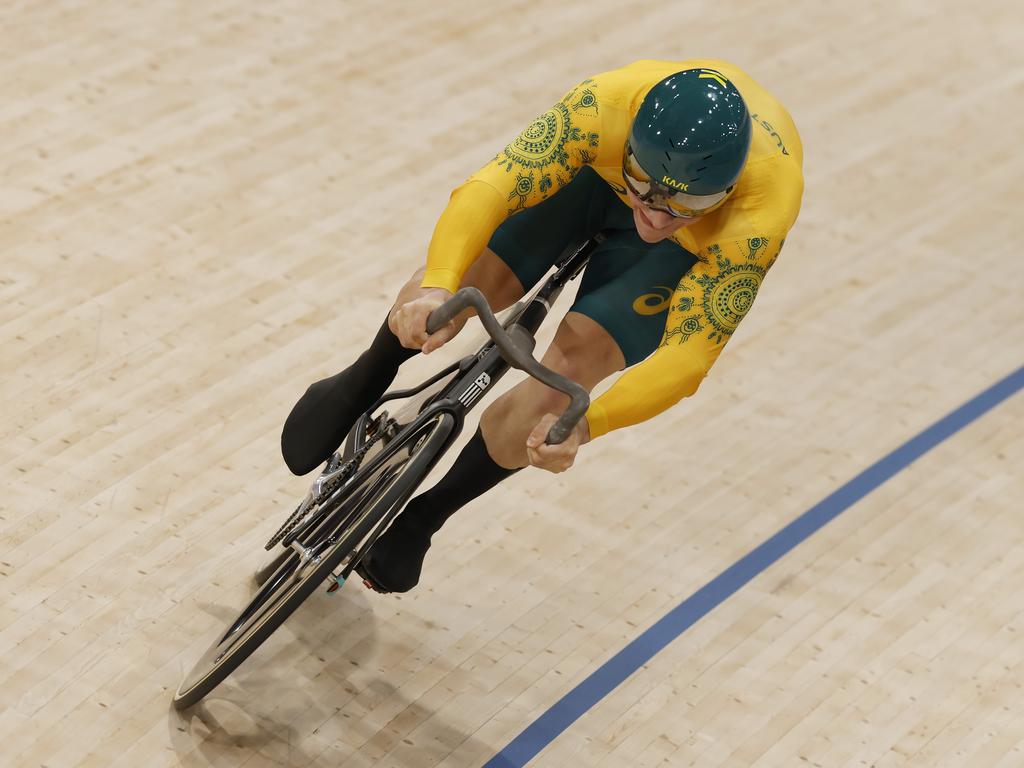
[172,411,456,710]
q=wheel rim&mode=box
[175,415,447,700]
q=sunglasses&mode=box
[622,142,733,219]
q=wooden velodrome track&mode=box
[3,1,1023,766]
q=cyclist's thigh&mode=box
[570,232,700,367]
[460,248,526,311]
[534,310,626,389]
[487,166,612,291]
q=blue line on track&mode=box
[485,365,1024,768]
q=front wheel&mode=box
[172,411,456,710]
[253,548,290,587]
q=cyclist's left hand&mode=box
[525,413,590,474]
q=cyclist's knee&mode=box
[539,312,625,388]
[506,353,597,423]
[529,380,573,420]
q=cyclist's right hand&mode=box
[389,287,456,354]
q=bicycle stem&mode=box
[426,287,590,446]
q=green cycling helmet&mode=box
[627,68,752,204]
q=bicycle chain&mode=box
[264,424,388,551]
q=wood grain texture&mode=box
[2,1,1022,766]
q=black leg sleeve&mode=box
[281,318,418,475]
[358,428,523,593]
[404,427,522,535]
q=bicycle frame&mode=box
[288,231,604,581]
[357,231,600,460]
[173,233,606,708]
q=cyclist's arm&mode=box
[421,182,511,292]
[422,79,603,293]
[585,235,786,438]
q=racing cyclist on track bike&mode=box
[280,60,804,595]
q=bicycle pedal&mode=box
[325,573,345,594]
[354,561,391,594]
[359,577,386,593]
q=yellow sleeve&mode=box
[422,181,509,291]
[422,79,603,292]
[586,234,786,438]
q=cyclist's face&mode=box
[625,186,700,243]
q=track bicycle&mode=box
[173,232,605,709]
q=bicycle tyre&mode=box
[172,411,456,710]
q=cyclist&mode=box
[281,59,804,593]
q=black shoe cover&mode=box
[281,369,371,475]
[356,512,434,593]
